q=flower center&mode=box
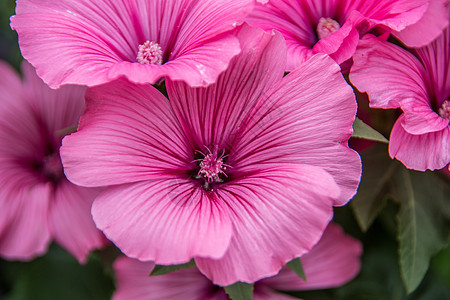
[39,152,64,184]
[193,147,229,191]
[438,100,450,120]
[136,41,163,65]
[316,17,341,40]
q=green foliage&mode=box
[286,258,306,281]
[351,117,389,143]
[150,259,196,276]
[224,282,254,300]
[0,244,114,300]
[351,145,450,294]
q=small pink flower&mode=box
[10,0,253,88]
[0,61,106,262]
[61,25,361,285]
[112,223,363,300]
[246,0,430,70]
[350,25,450,171]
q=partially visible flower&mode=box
[112,223,362,300]
[393,0,449,47]
[0,61,106,262]
[10,0,253,88]
[246,0,429,70]
[61,25,361,285]
[350,25,450,171]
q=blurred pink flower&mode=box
[246,0,429,70]
[0,61,106,262]
[112,223,362,300]
[350,25,450,171]
[10,0,253,88]
[61,25,361,285]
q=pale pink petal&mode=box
[393,0,449,47]
[0,183,51,261]
[196,165,338,286]
[92,178,232,264]
[261,223,362,291]
[351,35,426,109]
[232,54,360,205]
[350,34,449,134]
[166,24,286,149]
[20,61,86,133]
[113,257,228,300]
[0,60,23,105]
[60,79,190,187]
[11,0,253,87]
[48,180,107,263]
[389,115,450,171]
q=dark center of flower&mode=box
[438,100,450,120]
[137,41,163,65]
[42,153,64,184]
[316,17,341,40]
[192,147,229,191]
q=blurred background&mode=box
[0,0,449,299]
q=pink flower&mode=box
[60,25,361,285]
[112,223,363,300]
[246,0,429,70]
[393,0,449,47]
[10,0,253,88]
[0,61,106,262]
[350,26,450,171]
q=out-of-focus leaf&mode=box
[224,282,253,300]
[351,145,397,231]
[286,258,306,280]
[351,117,389,143]
[393,169,449,294]
[150,259,195,276]
[4,244,114,300]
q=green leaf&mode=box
[351,117,388,143]
[286,258,306,280]
[150,259,196,276]
[224,282,254,300]
[351,145,397,231]
[393,169,449,293]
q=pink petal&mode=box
[48,180,107,263]
[195,165,338,286]
[232,54,361,205]
[20,61,87,132]
[166,24,286,149]
[389,115,450,171]
[92,178,232,264]
[0,183,51,261]
[351,35,426,110]
[60,78,190,187]
[11,0,253,87]
[113,257,228,300]
[393,0,449,47]
[350,35,449,134]
[0,61,23,105]
[261,223,362,291]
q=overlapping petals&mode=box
[61,25,360,284]
[112,223,362,299]
[11,0,253,88]
[0,61,105,262]
[246,0,429,68]
[350,28,450,170]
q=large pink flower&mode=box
[246,0,429,70]
[112,223,363,300]
[10,0,253,88]
[0,61,106,262]
[350,25,450,171]
[61,25,361,285]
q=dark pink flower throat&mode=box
[192,147,230,191]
